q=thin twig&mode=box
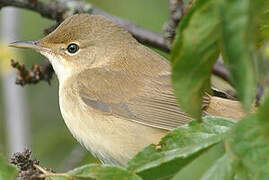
[34,164,72,179]
[11,59,53,86]
[163,0,184,46]
[33,164,48,174]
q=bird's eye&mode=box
[67,43,79,54]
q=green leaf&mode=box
[218,0,261,109]
[127,117,234,180]
[46,164,142,180]
[256,95,269,140]
[171,143,234,180]
[171,0,220,119]
[170,97,269,180]
[228,96,269,179]
[148,95,269,180]
[257,3,269,46]
[0,154,18,180]
[183,0,192,6]
[256,42,269,86]
[233,164,251,180]
[258,12,269,46]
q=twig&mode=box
[11,59,53,86]
[163,0,184,46]
[34,164,72,179]
[212,61,232,84]
[256,84,264,106]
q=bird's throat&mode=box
[40,51,72,84]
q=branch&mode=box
[163,0,184,46]
[212,61,232,84]
[11,59,53,86]
[0,0,66,21]
[1,0,230,86]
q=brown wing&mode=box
[75,68,194,131]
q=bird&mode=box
[9,14,246,166]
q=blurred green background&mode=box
[0,0,169,171]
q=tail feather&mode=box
[204,94,255,121]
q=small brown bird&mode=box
[9,14,245,166]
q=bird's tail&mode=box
[204,94,255,121]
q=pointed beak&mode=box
[8,41,49,52]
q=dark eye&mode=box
[67,43,79,54]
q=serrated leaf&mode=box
[127,117,234,180]
[218,0,261,109]
[0,155,18,180]
[171,0,220,119]
[46,164,142,180]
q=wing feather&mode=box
[76,69,194,130]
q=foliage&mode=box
[1,0,269,179]
[218,0,259,109]
[0,155,17,180]
[257,3,269,46]
[127,117,233,180]
[171,0,269,117]
[171,0,220,119]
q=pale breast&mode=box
[58,82,168,166]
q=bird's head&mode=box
[9,14,135,82]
